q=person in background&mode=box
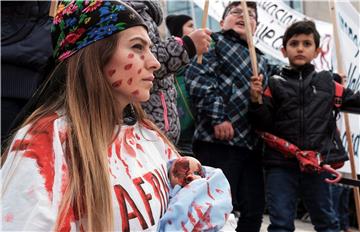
[1,1,230,231]
[249,20,360,232]
[165,14,196,155]
[166,14,194,38]
[123,0,211,144]
[1,1,54,143]
[185,1,278,231]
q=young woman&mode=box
[1,1,230,231]
[165,14,196,156]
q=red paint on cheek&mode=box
[140,55,145,60]
[112,79,123,88]
[137,69,142,74]
[108,69,116,77]
[128,53,134,59]
[124,64,132,70]
[132,90,139,95]
[127,78,133,85]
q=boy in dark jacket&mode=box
[250,20,360,232]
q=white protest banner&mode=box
[192,0,334,71]
[334,0,360,175]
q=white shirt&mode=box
[1,113,178,231]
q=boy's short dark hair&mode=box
[222,1,258,22]
[282,20,320,49]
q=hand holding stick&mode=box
[197,0,209,64]
[241,0,262,104]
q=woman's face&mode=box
[104,26,160,109]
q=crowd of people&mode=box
[1,1,359,232]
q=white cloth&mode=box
[158,166,233,231]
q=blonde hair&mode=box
[2,32,178,231]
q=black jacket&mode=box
[1,1,53,99]
[249,64,360,168]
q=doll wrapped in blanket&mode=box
[158,156,233,231]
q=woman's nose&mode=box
[146,52,161,71]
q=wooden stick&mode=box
[241,0,262,104]
[196,0,209,64]
[329,1,360,231]
[49,0,58,17]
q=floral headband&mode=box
[51,0,147,61]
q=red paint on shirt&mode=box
[11,113,58,200]
[114,138,121,159]
[124,128,136,158]
[136,143,144,153]
[133,177,155,225]
[135,133,141,140]
[114,184,149,232]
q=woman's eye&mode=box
[132,44,144,51]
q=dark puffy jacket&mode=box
[249,64,360,168]
[1,1,53,99]
[1,1,53,140]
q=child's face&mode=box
[169,156,204,187]
[220,5,257,40]
[104,26,160,107]
[182,20,195,36]
[281,33,321,68]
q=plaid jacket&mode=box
[185,30,278,149]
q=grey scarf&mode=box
[123,0,163,26]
